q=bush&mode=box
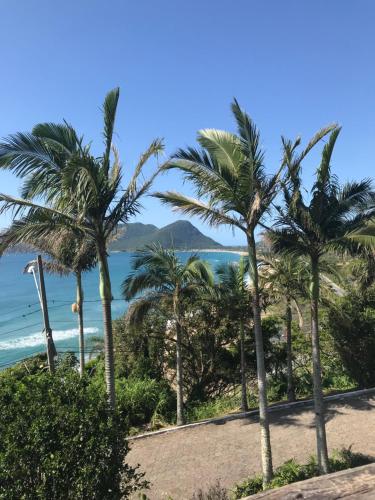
[326,286,375,387]
[232,475,263,498]
[116,377,176,429]
[232,448,372,497]
[190,481,229,499]
[0,365,147,499]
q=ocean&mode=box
[0,251,240,369]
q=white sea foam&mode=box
[0,327,99,350]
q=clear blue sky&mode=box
[1,0,374,245]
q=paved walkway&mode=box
[127,391,375,499]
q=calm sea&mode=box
[0,251,239,368]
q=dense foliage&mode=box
[326,286,375,387]
[1,89,375,494]
[232,448,372,498]
[0,359,147,500]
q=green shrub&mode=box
[232,475,263,498]
[326,286,375,387]
[186,393,241,422]
[0,366,147,499]
[232,448,372,497]
[329,446,372,471]
[269,458,316,488]
[116,377,176,428]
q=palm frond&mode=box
[231,99,264,167]
[0,132,61,178]
[197,129,242,174]
[104,140,163,236]
[296,123,338,164]
[0,193,78,222]
[32,122,81,155]
[126,293,165,327]
[102,87,120,174]
[347,223,375,249]
[23,258,70,277]
[312,127,341,195]
[154,191,244,229]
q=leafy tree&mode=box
[181,294,240,403]
[326,286,375,387]
[154,101,332,484]
[0,88,163,407]
[272,127,375,473]
[122,245,214,425]
[0,361,147,499]
[112,312,169,380]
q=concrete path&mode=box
[127,390,375,499]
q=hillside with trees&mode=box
[110,220,223,251]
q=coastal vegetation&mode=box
[1,91,375,497]
[0,87,164,408]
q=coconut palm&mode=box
[122,244,214,425]
[0,88,164,407]
[215,257,251,411]
[258,252,309,402]
[272,127,375,473]
[154,100,333,484]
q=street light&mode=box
[24,260,42,306]
[23,255,57,371]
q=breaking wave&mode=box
[0,327,99,350]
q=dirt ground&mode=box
[127,392,375,499]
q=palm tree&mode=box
[122,244,214,425]
[1,226,97,375]
[215,257,251,411]
[0,88,164,407]
[272,127,375,473]
[259,252,308,402]
[154,100,333,485]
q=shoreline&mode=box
[111,248,247,256]
[186,248,247,256]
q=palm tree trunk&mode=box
[173,293,185,426]
[285,297,295,403]
[248,234,273,487]
[98,244,116,409]
[311,255,329,474]
[76,271,85,376]
[239,319,248,412]
[175,320,185,426]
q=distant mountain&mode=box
[110,220,222,251]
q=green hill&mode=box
[110,220,222,251]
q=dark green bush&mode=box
[232,475,263,498]
[269,458,317,488]
[326,286,375,387]
[233,448,372,497]
[116,377,176,428]
[0,364,147,499]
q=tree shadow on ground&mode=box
[209,394,375,430]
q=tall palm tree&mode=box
[272,127,375,473]
[215,257,251,411]
[259,252,308,402]
[154,100,333,485]
[122,244,214,425]
[0,88,164,407]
